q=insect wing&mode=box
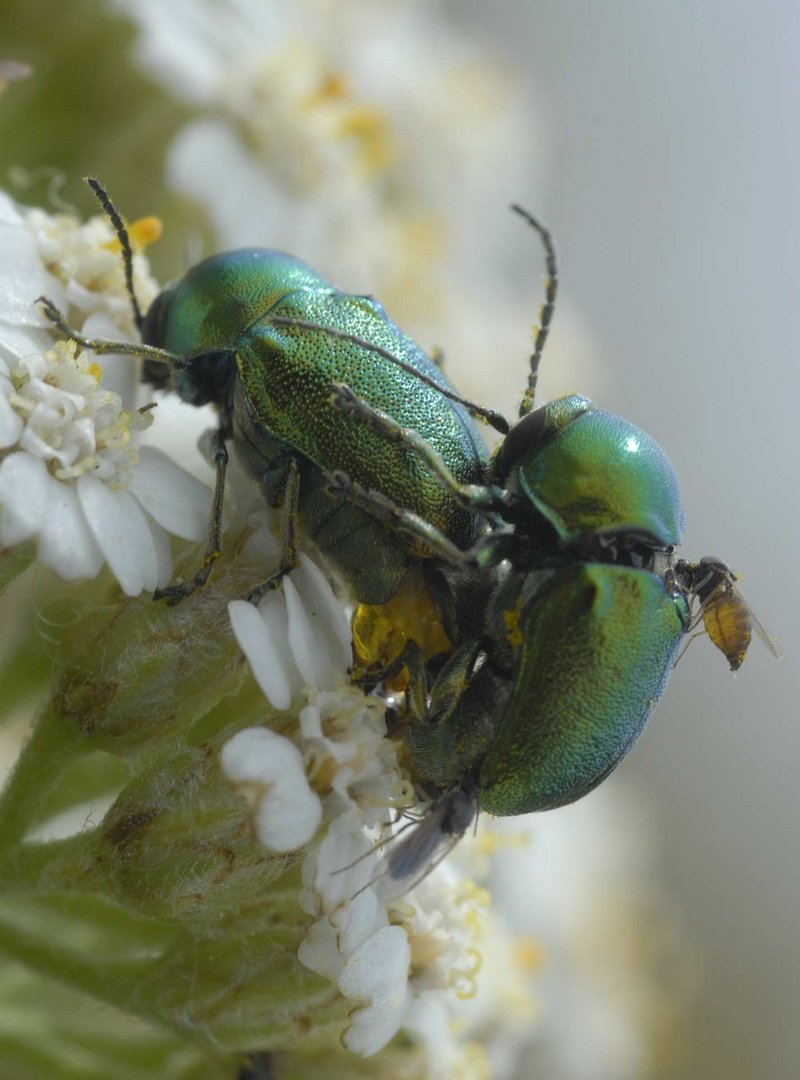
[730,579,782,661]
[376,791,476,902]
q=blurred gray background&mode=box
[446,2,799,1077]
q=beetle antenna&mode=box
[512,203,558,418]
[85,176,144,332]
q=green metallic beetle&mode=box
[38,179,503,627]
[405,408,689,806]
[355,389,693,897]
[330,210,773,897]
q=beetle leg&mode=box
[326,469,521,572]
[326,470,473,565]
[37,296,186,368]
[329,381,511,516]
[425,638,483,723]
[246,458,301,604]
[153,426,230,605]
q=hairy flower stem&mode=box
[0,833,88,891]
[0,884,343,1050]
[0,705,84,854]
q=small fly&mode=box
[374,788,477,901]
[677,556,781,670]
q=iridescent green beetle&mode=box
[335,209,773,895]
[38,179,502,623]
[402,397,691,816]
[140,245,498,610]
[365,390,694,896]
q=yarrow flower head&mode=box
[217,541,529,1068]
[0,189,212,594]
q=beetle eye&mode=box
[496,406,549,478]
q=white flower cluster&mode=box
[0,191,212,593]
[219,545,497,1066]
[24,200,160,337]
[298,811,490,1062]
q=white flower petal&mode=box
[0,218,66,328]
[36,475,104,580]
[0,382,24,447]
[255,769,322,852]
[0,190,22,226]
[146,516,174,591]
[0,452,55,546]
[339,925,412,1056]
[128,445,213,541]
[77,475,157,595]
[297,916,344,983]
[309,810,380,911]
[283,575,321,689]
[339,924,411,1002]
[0,321,53,365]
[220,726,322,852]
[240,512,282,561]
[137,394,219,485]
[228,598,294,710]
[296,553,352,650]
[295,552,349,643]
[79,311,140,406]
[343,995,409,1059]
[331,887,387,957]
[283,561,352,693]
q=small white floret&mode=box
[221,726,322,852]
[228,551,351,709]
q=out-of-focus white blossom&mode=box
[115,0,602,432]
[488,784,693,1080]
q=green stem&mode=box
[0,898,170,1012]
[0,706,86,855]
[0,834,92,892]
[0,542,33,594]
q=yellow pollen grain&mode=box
[88,362,103,383]
[130,216,163,249]
[105,215,163,254]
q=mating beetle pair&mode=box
[40,180,777,892]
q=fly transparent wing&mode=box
[374,790,476,902]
